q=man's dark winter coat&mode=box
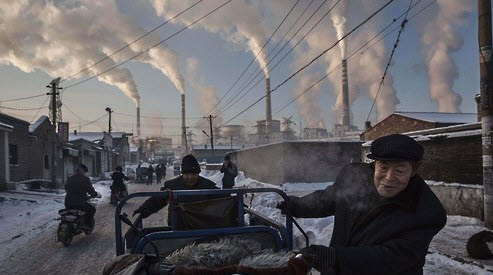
[111,171,129,191]
[220,162,238,188]
[286,163,446,275]
[134,175,219,224]
[65,172,98,206]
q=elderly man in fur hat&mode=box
[133,154,219,225]
[278,134,446,275]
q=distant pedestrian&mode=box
[136,164,141,182]
[146,165,154,185]
[220,155,238,189]
[155,165,163,184]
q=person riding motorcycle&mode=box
[64,164,101,228]
[110,166,129,204]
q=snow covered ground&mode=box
[1,171,493,274]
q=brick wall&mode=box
[361,114,436,140]
[0,114,30,182]
[231,141,361,185]
[418,135,482,185]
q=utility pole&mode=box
[47,77,61,188]
[204,115,216,161]
[479,0,493,228]
[105,107,113,135]
[231,136,233,149]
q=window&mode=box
[9,144,18,165]
[44,155,50,170]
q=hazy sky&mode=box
[0,0,479,145]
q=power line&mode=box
[366,0,414,122]
[61,0,204,83]
[64,0,232,90]
[69,113,108,130]
[216,0,338,116]
[272,0,432,117]
[30,96,50,123]
[0,93,46,103]
[222,0,326,112]
[113,111,202,120]
[204,0,301,116]
[219,0,396,127]
[0,105,49,111]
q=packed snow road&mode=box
[0,174,171,275]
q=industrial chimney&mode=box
[181,93,187,153]
[136,101,141,136]
[266,78,272,133]
[341,59,350,127]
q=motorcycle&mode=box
[56,196,99,247]
[110,187,128,206]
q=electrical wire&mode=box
[61,0,204,83]
[216,0,339,116]
[30,96,50,123]
[0,93,47,103]
[69,113,108,130]
[219,0,396,127]
[204,0,301,116]
[64,0,232,90]
[113,111,202,120]
[272,0,431,117]
[366,0,414,122]
[0,105,49,111]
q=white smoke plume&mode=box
[416,0,472,112]
[0,0,185,104]
[330,1,349,59]
[151,0,269,77]
[185,57,223,134]
[292,72,325,128]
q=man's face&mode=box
[374,160,415,198]
[183,172,199,187]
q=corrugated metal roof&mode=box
[395,112,477,124]
[69,132,104,142]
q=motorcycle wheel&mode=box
[84,218,95,235]
[58,226,72,247]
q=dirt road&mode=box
[0,169,172,275]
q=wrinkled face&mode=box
[374,160,415,198]
[183,173,199,187]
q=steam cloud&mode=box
[186,57,223,139]
[292,73,325,129]
[151,0,269,77]
[0,0,185,104]
[417,0,472,112]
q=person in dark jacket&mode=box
[133,154,219,225]
[278,134,447,275]
[65,164,101,227]
[220,155,238,189]
[155,164,163,184]
[110,166,129,204]
[146,165,154,185]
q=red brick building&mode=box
[360,112,477,141]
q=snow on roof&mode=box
[29,116,49,133]
[192,145,242,150]
[110,132,127,138]
[395,111,477,124]
[69,132,104,142]
[362,129,481,147]
[0,122,13,131]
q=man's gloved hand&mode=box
[276,197,291,215]
[299,245,335,273]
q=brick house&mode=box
[0,112,30,182]
[360,112,477,141]
[111,132,131,167]
[29,116,55,181]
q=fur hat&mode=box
[181,154,201,174]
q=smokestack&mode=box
[136,101,141,136]
[342,59,350,126]
[181,93,187,153]
[266,78,272,133]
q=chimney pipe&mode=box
[136,101,141,137]
[342,59,350,126]
[181,93,187,153]
[266,78,272,133]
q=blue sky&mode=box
[0,0,480,144]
